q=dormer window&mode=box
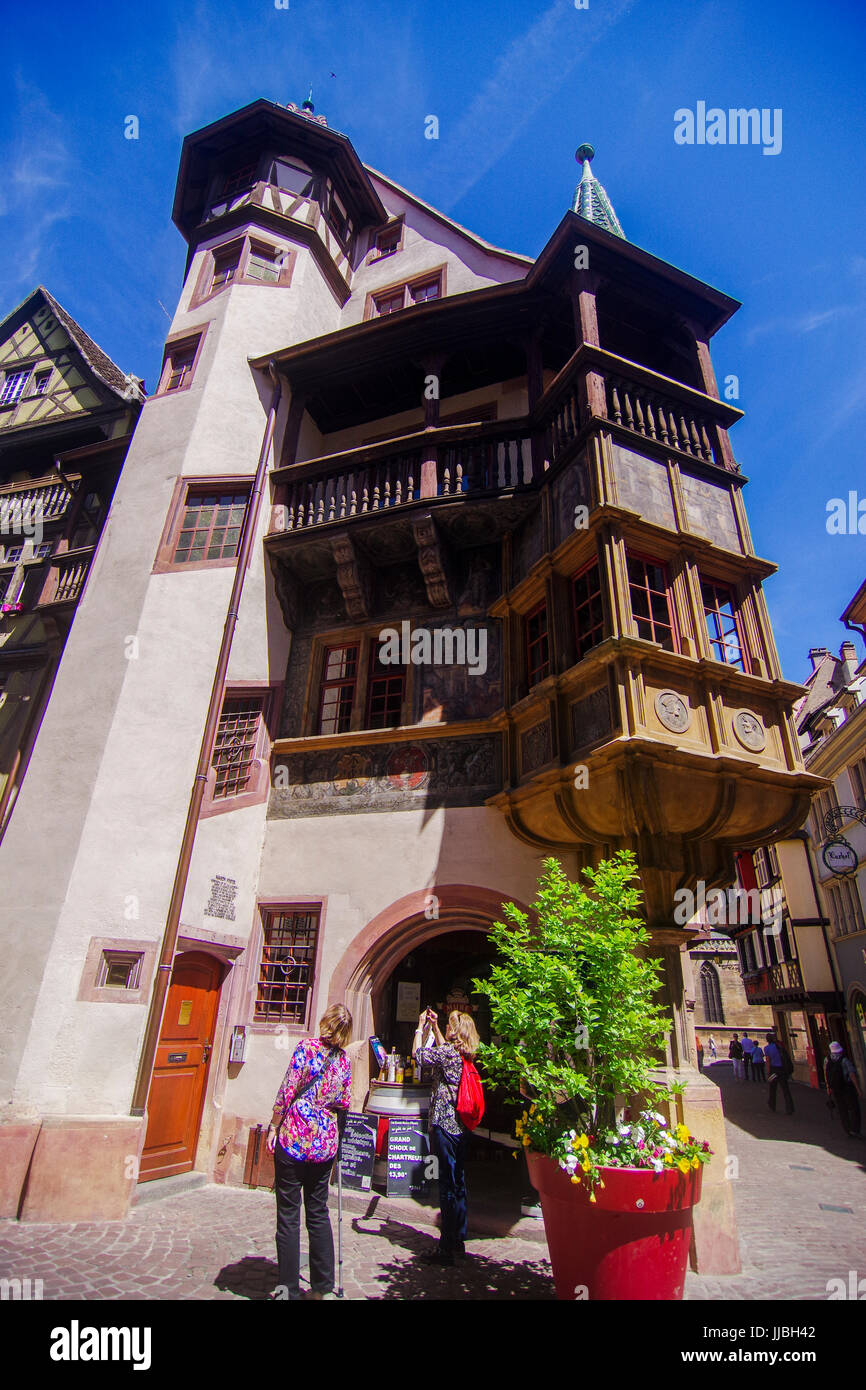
[370,220,404,261]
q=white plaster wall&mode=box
[1,227,347,1112]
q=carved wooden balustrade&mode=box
[268,348,741,537]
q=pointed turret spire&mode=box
[572,143,625,239]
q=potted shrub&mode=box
[473,853,712,1301]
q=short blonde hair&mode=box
[319,1004,352,1050]
[447,1010,479,1059]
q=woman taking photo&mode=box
[413,1006,480,1266]
[266,1003,352,1300]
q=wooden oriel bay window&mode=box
[255,907,321,1025]
[316,637,407,734]
[701,578,748,671]
[626,553,677,651]
[525,602,550,686]
[572,561,605,661]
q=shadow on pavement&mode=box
[348,1216,553,1300]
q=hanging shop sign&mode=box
[822,839,859,876]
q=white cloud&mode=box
[429,0,638,211]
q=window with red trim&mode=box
[626,554,676,651]
[172,489,248,564]
[367,648,406,729]
[255,908,320,1024]
[319,644,359,734]
[701,579,747,671]
[525,603,550,685]
[572,562,605,661]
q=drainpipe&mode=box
[130,363,283,1115]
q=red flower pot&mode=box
[527,1151,702,1301]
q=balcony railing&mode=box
[0,477,74,532]
[271,426,534,535]
[743,959,803,1001]
[268,347,740,539]
[205,182,352,277]
[40,553,90,606]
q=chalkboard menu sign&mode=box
[386,1116,433,1198]
[338,1112,377,1193]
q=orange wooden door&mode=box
[139,951,223,1182]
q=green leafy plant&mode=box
[473,853,712,1194]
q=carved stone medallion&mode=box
[655,689,690,734]
[733,709,765,752]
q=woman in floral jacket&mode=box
[266,1004,352,1300]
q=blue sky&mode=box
[1,0,864,682]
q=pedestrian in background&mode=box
[741,1032,755,1081]
[267,1003,352,1301]
[751,1039,765,1080]
[765,1030,795,1115]
[729,1033,744,1080]
[695,1033,704,1072]
[824,1041,862,1138]
[708,1035,717,1062]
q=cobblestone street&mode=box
[2,1066,864,1301]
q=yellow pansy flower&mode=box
[674,1124,690,1142]
[581,1158,592,1172]
[571,1175,580,1184]
[691,1155,700,1169]
[678,1158,690,1175]
[577,1133,590,1149]
[522,1134,531,1147]
[663,1153,673,1165]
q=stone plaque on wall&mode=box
[205,875,238,921]
[679,471,741,553]
[611,443,675,530]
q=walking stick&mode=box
[337,1149,344,1299]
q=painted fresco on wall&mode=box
[513,506,544,584]
[415,618,502,723]
[268,734,501,817]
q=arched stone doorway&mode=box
[327,883,528,1038]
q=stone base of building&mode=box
[5,1116,147,1223]
[0,1122,42,1218]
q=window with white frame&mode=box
[0,369,32,405]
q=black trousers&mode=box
[832,1085,862,1136]
[431,1125,469,1254]
[273,1145,335,1298]
[768,1073,794,1113]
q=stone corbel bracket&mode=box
[411,512,452,609]
[331,531,372,621]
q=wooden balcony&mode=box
[38,551,91,607]
[0,475,75,531]
[267,345,742,541]
[743,959,804,1003]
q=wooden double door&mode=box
[139,951,223,1182]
